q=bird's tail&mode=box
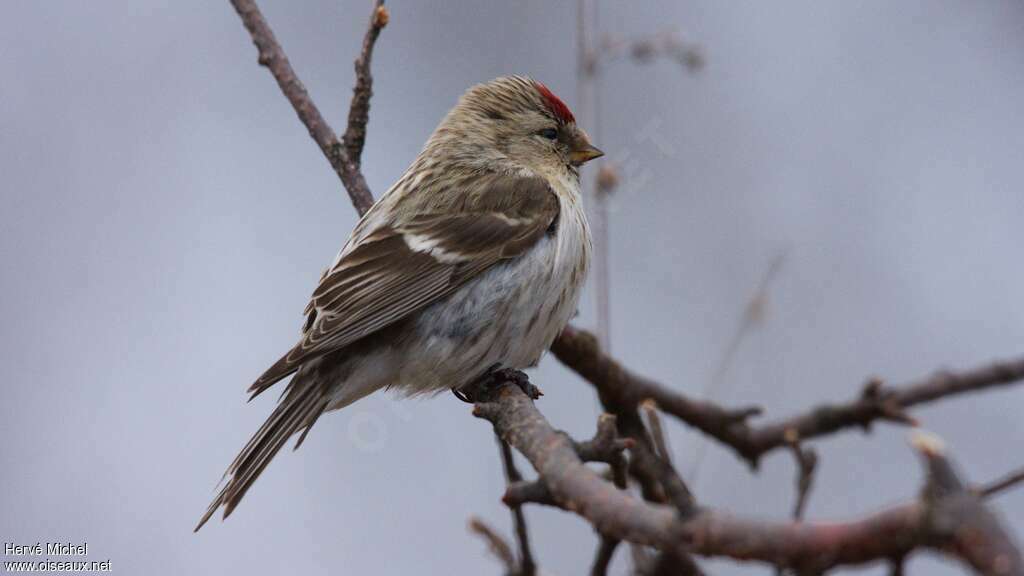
[195,376,328,531]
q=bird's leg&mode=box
[453,363,543,403]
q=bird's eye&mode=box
[538,128,558,140]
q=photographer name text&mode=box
[5,543,88,557]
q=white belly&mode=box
[324,192,591,407]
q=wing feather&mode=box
[249,173,559,396]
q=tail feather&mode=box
[246,348,303,400]
[195,378,328,531]
[293,404,326,450]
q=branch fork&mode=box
[226,2,1024,572]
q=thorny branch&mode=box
[229,2,1024,573]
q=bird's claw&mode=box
[490,367,543,400]
[451,365,543,403]
[451,386,473,404]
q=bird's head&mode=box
[430,76,603,178]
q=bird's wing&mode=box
[249,173,560,395]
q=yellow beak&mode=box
[567,127,604,166]
[569,144,604,166]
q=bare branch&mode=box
[598,29,705,73]
[229,0,377,215]
[890,557,907,576]
[552,325,1024,466]
[644,551,705,576]
[552,326,762,462]
[504,480,555,508]
[787,441,818,521]
[979,467,1024,499]
[746,360,1024,460]
[911,432,1023,576]
[474,384,677,546]
[689,251,786,483]
[640,399,673,464]
[474,380,1024,574]
[496,436,537,576]
[575,413,635,464]
[707,251,787,400]
[637,401,696,518]
[469,517,518,575]
[588,415,631,576]
[342,0,388,172]
[589,539,618,576]
[225,5,1024,572]
[503,417,630,511]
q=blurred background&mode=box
[2,1,1023,574]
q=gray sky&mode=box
[2,1,1023,575]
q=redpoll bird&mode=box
[196,76,602,529]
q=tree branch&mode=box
[496,436,537,576]
[469,517,518,575]
[229,0,378,214]
[474,384,677,547]
[637,400,697,517]
[226,5,1024,572]
[787,441,818,521]
[474,380,1023,574]
[342,0,388,171]
[912,432,1023,576]
[979,467,1024,500]
[552,325,1024,466]
[587,415,632,576]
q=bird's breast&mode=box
[394,186,591,393]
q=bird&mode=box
[196,76,603,530]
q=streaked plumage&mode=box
[197,76,601,530]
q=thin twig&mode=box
[229,0,377,214]
[598,29,705,73]
[640,399,673,464]
[497,436,537,576]
[576,0,612,352]
[590,538,619,576]
[688,251,786,480]
[575,413,635,464]
[469,517,517,575]
[504,480,555,508]
[979,467,1024,499]
[912,431,1023,576]
[342,0,388,171]
[590,416,631,576]
[227,4,1024,572]
[638,400,696,517]
[889,557,907,576]
[475,380,1024,574]
[553,325,1024,467]
[746,361,1024,461]
[786,438,818,521]
[707,251,787,400]
[645,551,705,576]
